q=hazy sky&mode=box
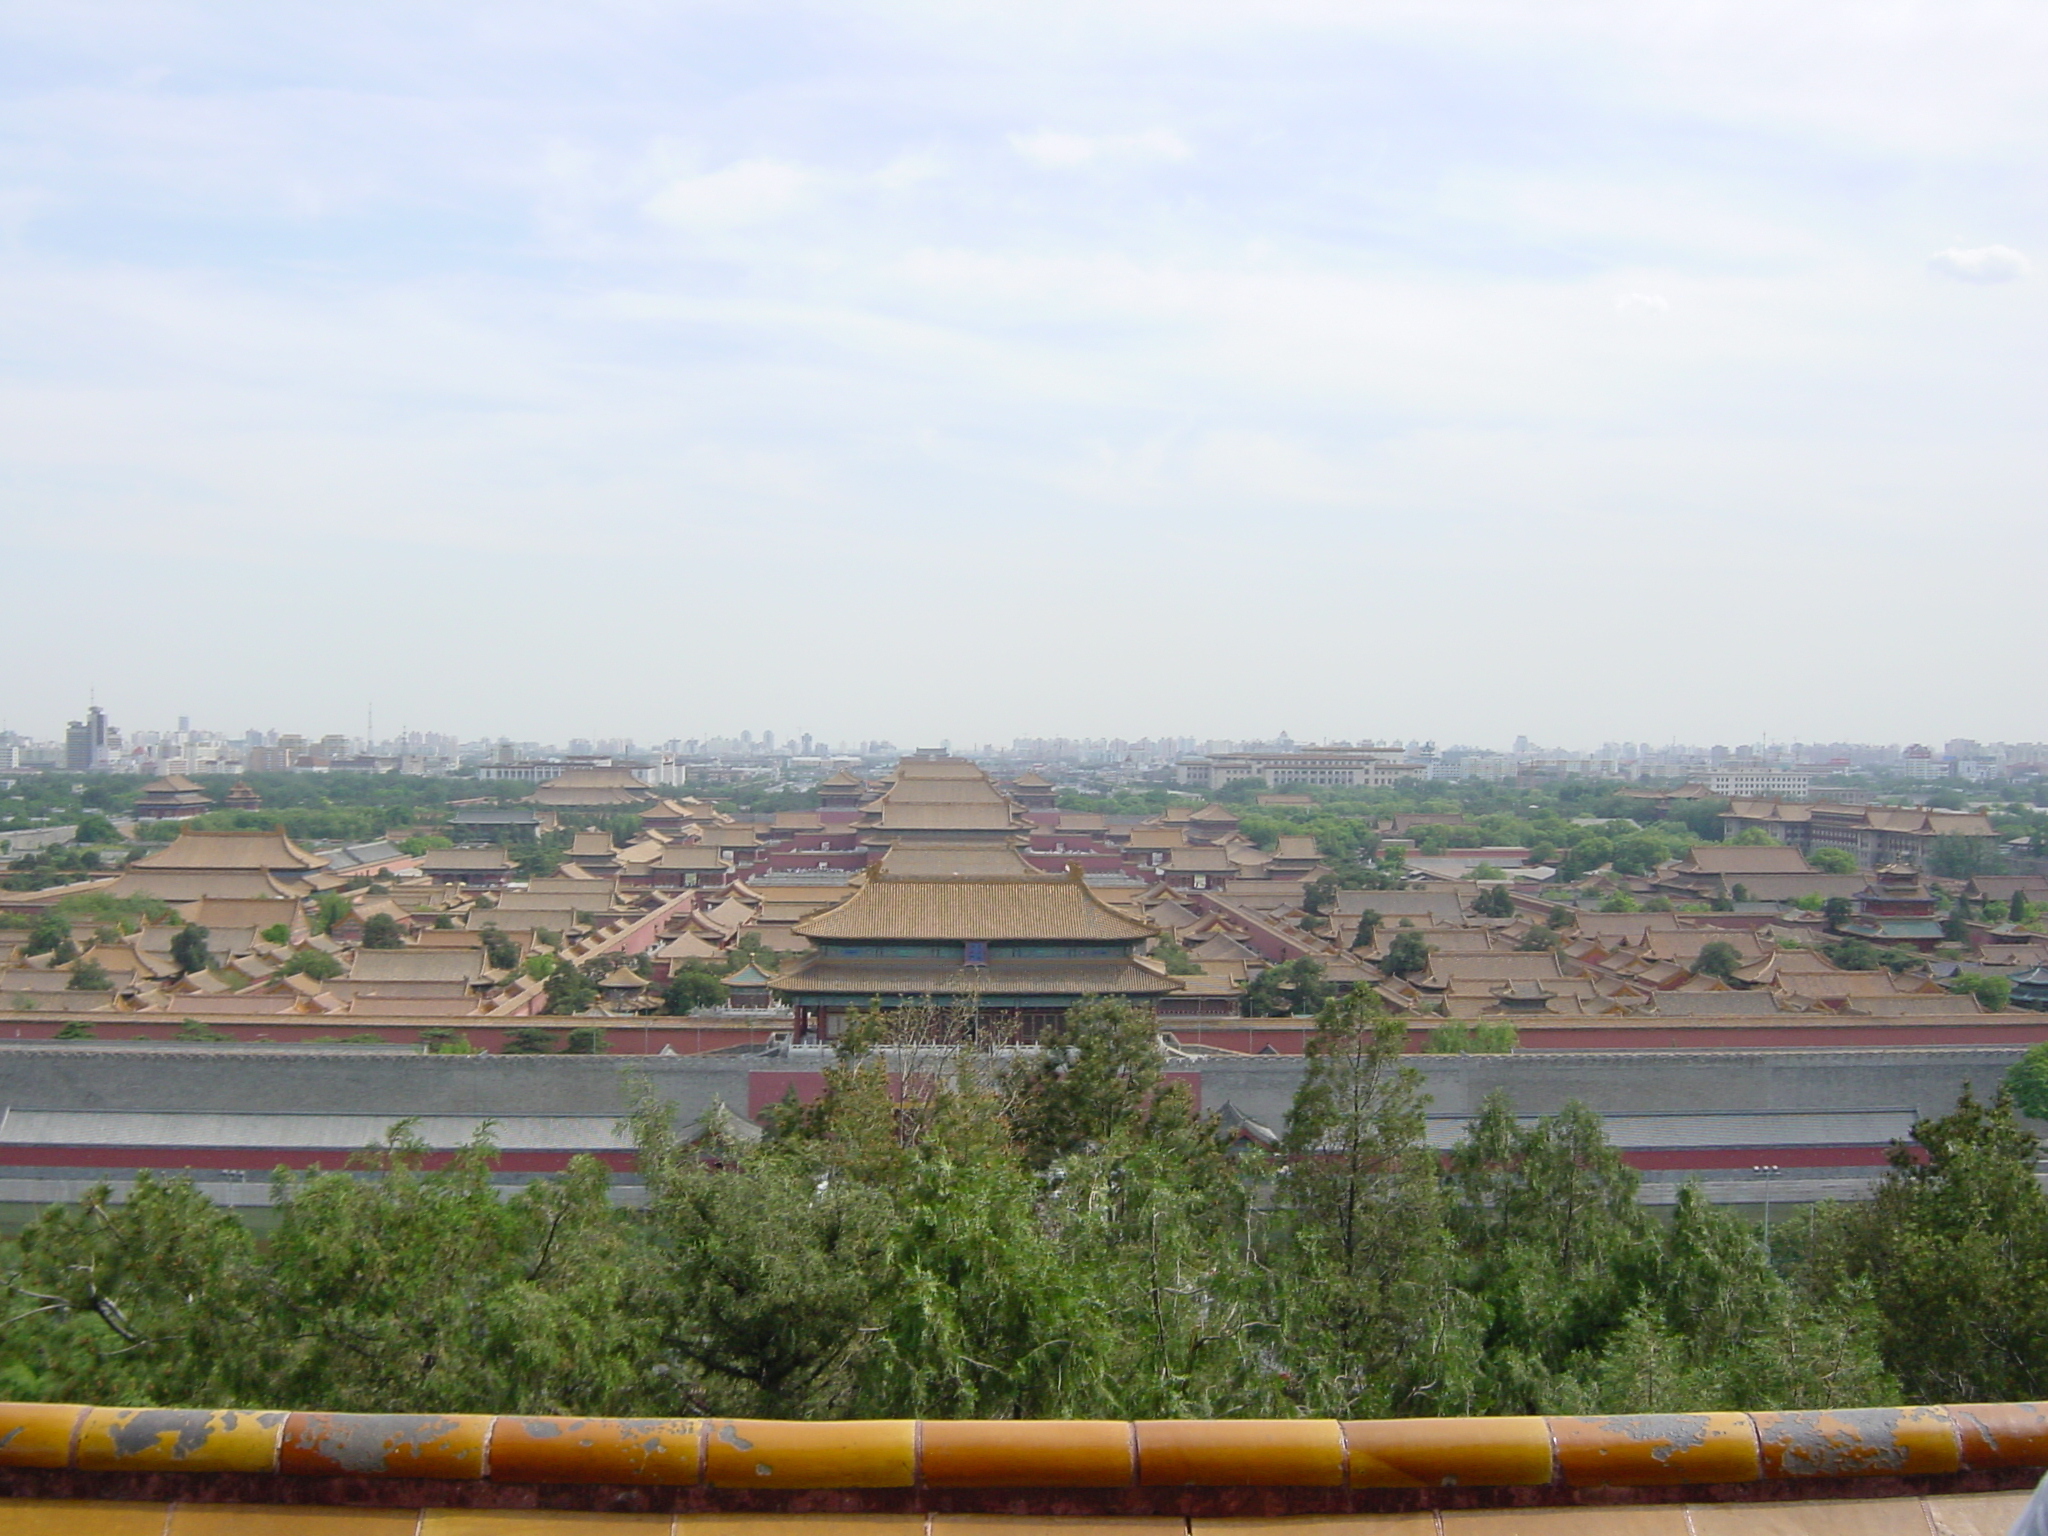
[2,1,2042,750]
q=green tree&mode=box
[241,1131,637,1411]
[2004,1043,2048,1119]
[66,959,112,991]
[417,1028,474,1054]
[662,964,730,1016]
[1427,1022,1518,1053]
[1149,936,1203,975]
[503,1026,563,1054]
[278,949,345,982]
[72,813,120,845]
[479,926,520,971]
[22,913,67,957]
[3,1172,263,1405]
[2012,891,2032,925]
[631,1100,894,1416]
[1279,989,1470,1415]
[1470,885,1515,919]
[1693,941,1743,981]
[1809,847,1857,874]
[1006,997,1162,1167]
[1241,957,1332,1017]
[360,913,405,949]
[259,922,292,945]
[1946,972,2011,1012]
[1729,828,1780,846]
[53,1019,96,1039]
[1822,895,1853,930]
[1931,838,1994,879]
[1381,930,1431,979]
[170,924,213,976]
[1583,1186,1895,1413]
[1557,836,1611,880]
[563,1026,611,1054]
[1445,1096,1658,1412]
[175,1018,227,1042]
[1806,1088,2048,1401]
[542,960,598,1016]
[312,891,353,936]
[1351,908,1382,949]
[1607,835,1666,877]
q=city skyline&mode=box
[9,696,2048,779]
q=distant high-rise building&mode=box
[64,705,109,771]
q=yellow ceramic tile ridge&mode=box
[3,1401,2047,1488]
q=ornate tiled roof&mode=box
[132,828,326,871]
[796,871,1155,942]
[772,954,1180,998]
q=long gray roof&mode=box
[0,1108,634,1152]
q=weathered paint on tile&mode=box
[169,1504,424,1535]
[1753,1406,1959,1479]
[935,1519,1189,1536]
[490,1416,702,1485]
[1689,1495,1939,1535]
[76,1406,287,1473]
[1551,1412,1760,1488]
[1950,1402,2048,1471]
[282,1411,493,1479]
[701,1418,916,1489]
[0,1500,171,1536]
[423,1513,674,1535]
[1441,1509,1691,1535]
[921,1419,1133,1487]
[0,1401,88,1469]
[1345,1415,1553,1488]
[1136,1419,1345,1486]
[1924,1490,2042,1536]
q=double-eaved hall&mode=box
[774,755,1179,1039]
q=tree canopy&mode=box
[0,993,1991,1421]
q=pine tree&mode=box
[360,913,405,949]
[170,923,212,976]
[1278,989,1471,1415]
[1351,908,1381,949]
[1006,997,1162,1167]
[1805,1087,2048,1402]
[1382,929,1431,978]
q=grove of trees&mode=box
[5,992,2041,1420]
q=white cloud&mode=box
[1006,128,1191,168]
[1929,244,2031,283]
[874,151,946,191]
[1614,291,1670,313]
[642,160,810,229]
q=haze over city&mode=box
[3,1,2044,744]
